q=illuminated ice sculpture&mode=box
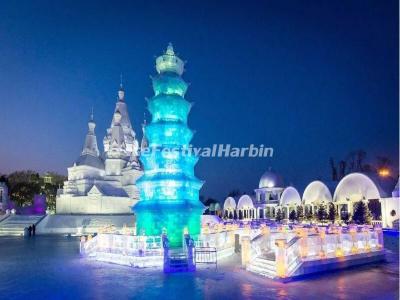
[134,44,204,248]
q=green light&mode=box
[134,45,204,248]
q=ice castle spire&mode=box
[118,73,125,101]
[81,109,100,157]
[103,78,138,157]
[110,110,126,150]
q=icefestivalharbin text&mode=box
[139,144,274,158]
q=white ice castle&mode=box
[56,84,144,214]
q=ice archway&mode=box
[237,195,255,219]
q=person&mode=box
[32,224,36,236]
[28,225,32,237]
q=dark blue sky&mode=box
[0,0,398,200]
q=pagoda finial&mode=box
[166,42,174,55]
[90,106,94,121]
[156,43,184,75]
[118,74,125,101]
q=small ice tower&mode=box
[134,44,204,247]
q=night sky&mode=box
[0,0,398,200]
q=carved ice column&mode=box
[275,239,286,278]
[334,227,344,257]
[374,225,384,249]
[349,225,358,254]
[318,227,326,258]
[362,226,371,252]
[241,236,251,267]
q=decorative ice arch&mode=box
[237,195,254,209]
[280,187,301,206]
[302,181,332,205]
[333,173,381,203]
[223,197,237,211]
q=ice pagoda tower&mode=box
[134,44,204,247]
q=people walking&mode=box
[28,225,32,237]
[32,224,36,236]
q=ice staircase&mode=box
[0,214,10,223]
[81,217,115,231]
[0,215,45,236]
[164,249,195,273]
[246,252,277,279]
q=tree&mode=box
[340,209,350,223]
[368,199,382,220]
[329,158,338,181]
[42,183,58,211]
[316,205,328,223]
[0,174,7,183]
[305,207,313,221]
[355,150,366,171]
[5,170,66,210]
[296,206,304,222]
[41,173,65,211]
[352,201,372,225]
[10,182,38,207]
[8,171,41,207]
[328,203,337,223]
[275,209,283,223]
[346,151,356,173]
[289,209,297,222]
[338,160,346,179]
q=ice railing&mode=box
[249,227,296,257]
[196,222,261,250]
[245,225,384,278]
[81,233,163,257]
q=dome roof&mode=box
[302,181,332,205]
[223,197,236,210]
[333,172,381,202]
[237,195,254,209]
[280,187,301,206]
[259,170,284,189]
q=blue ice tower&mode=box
[134,44,204,248]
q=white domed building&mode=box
[280,186,302,219]
[253,169,284,218]
[224,169,303,220]
[302,180,333,215]
[223,168,399,228]
[332,173,399,227]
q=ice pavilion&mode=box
[223,169,399,228]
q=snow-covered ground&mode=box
[0,234,398,300]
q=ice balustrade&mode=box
[246,225,384,278]
[197,223,263,249]
[197,223,235,248]
[249,228,296,259]
[81,233,163,257]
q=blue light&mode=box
[134,45,204,247]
